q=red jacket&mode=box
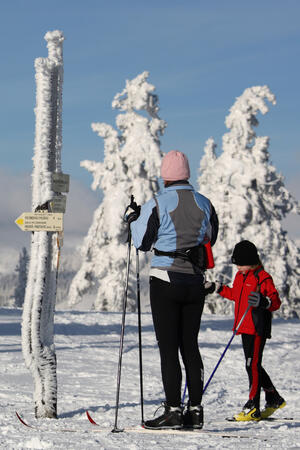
[219,266,281,336]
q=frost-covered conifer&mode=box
[69,72,166,311]
[14,247,29,307]
[22,30,65,418]
[198,86,300,318]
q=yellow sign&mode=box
[15,211,63,232]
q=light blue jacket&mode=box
[131,183,218,274]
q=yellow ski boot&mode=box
[261,396,286,419]
[234,400,261,422]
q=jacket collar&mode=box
[239,265,263,276]
[163,183,194,192]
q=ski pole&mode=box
[182,304,251,403]
[112,227,132,433]
[203,304,251,395]
[136,248,145,425]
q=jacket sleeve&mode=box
[210,204,219,246]
[218,273,240,301]
[260,276,281,312]
[218,285,235,301]
[130,198,159,251]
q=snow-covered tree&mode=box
[69,71,166,311]
[198,86,300,318]
[14,247,29,307]
[22,30,65,418]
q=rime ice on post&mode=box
[14,247,29,308]
[198,86,300,318]
[69,71,166,311]
[22,30,65,418]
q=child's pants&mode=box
[242,333,277,408]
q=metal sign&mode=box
[49,195,67,213]
[51,173,70,193]
[15,211,63,232]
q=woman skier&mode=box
[128,150,218,430]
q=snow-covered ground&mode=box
[0,307,299,449]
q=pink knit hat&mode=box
[160,150,190,181]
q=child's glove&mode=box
[248,291,271,309]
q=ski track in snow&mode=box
[0,308,299,449]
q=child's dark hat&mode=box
[231,240,260,265]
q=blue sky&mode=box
[0,0,299,263]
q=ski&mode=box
[15,412,77,433]
[86,410,98,425]
[87,410,296,427]
[95,425,263,439]
[18,411,243,438]
[95,427,258,438]
[85,411,269,440]
[17,411,294,440]
[16,412,34,428]
[226,416,295,423]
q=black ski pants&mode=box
[242,333,276,408]
[150,276,205,407]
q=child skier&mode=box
[210,240,286,421]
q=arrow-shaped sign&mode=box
[15,212,63,232]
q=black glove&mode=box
[124,195,141,224]
[130,199,140,215]
[248,291,271,309]
[204,282,216,295]
[126,209,140,224]
[204,281,223,295]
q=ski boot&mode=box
[261,395,286,419]
[144,402,183,430]
[233,399,261,421]
[183,403,203,429]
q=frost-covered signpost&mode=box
[198,86,300,317]
[69,71,166,311]
[21,31,67,418]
